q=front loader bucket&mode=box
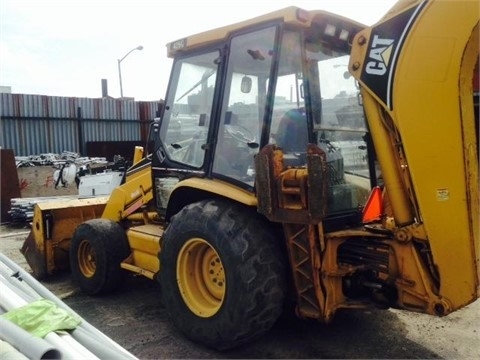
[20,196,109,279]
[21,230,48,279]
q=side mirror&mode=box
[241,76,252,93]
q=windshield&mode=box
[160,51,219,168]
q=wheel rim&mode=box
[77,239,96,278]
[177,237,225,317]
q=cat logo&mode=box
[366,35,394,76]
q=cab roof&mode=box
[166,6,365,58]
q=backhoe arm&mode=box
[349,0,479,310]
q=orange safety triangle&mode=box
[362,186,383,223]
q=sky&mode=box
[0,0,397,102]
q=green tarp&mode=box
[1,299,81,338]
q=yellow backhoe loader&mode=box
[21,0,478,350]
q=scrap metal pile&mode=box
[9,196,79,224]
[10,151,127,223]
[15,151,108,168]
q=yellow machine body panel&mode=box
[172,178,258,207]
[122,224,163,279]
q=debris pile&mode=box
[11,152,128,224]
[8,196,79,223]
[15,151,109,168]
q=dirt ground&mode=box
[1,166,479,359]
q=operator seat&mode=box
[275,108,308,153]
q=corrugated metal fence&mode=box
[0,93,162,156]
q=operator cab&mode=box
[154,8,372,222]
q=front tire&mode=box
[159,199,286,350]
[70,219,130,295]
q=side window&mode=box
[160,51,219,168]
[213,26,276,184]
[315,55,370,178]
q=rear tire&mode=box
[159,199,286,350]
[70,219,130,295]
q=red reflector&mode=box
[362,186,383,223]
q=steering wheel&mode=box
[225,124,256,144]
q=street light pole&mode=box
[117,45,143,98]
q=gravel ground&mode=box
[0,223,479,359]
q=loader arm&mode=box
[101,155,154,222]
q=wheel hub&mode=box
[78,239,96,278]
[177,238,225,317]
